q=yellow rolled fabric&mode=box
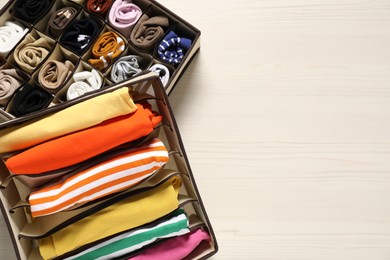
[0,87,137,154]
[39,176,181,259]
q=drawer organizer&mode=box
[0,73,218,259]
[0,0,201,125]
[0,0,215,259]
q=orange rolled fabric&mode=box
[88,31,125,70]
[6,103,161,175]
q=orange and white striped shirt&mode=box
[29,139,169,218]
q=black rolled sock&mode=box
[60,18,100,55]
[12,0,51,23]
[10,83,52,117]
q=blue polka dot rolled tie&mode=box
[157,31,192,65]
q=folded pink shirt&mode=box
[128,229,210,260]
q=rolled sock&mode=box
[110,55,143,83]
[47,7,78,38]
[88,31,125,70]
[6,103,162,174]
[60,18,100,54]
[0,69,24,106]
[12,0,51,23]
[38,60,75,91]
[9,83,52,117]
[28,138,169,218]
[108,0,142,38]
[86,0,113,17]
[66,69,102,100]
[130,15,169,52]
[0,87,137,154]
[0,21,29,57]
[13,34,51,74]
[128,229,211,260]
[65,209,189,260]
[149,64,170,87]
[39,176,182,259]
[157,31,192,65]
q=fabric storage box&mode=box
[0,0,216,259]
[0,72,218,259]
[0,0,201,125]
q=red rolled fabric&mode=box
[87,0,113,17]
[6,103,161,174]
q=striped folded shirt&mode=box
[64,209,189,260]
[29,138,169,218]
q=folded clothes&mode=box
[12,0,51,23]
[47,7,78,38]
[130,15,169,52]
[66,209,189,260]
[0,87,137,154]
[0,69,24,106]
[13,35,51,74]
[9,83,52,117]
[38,60,75,91]
[39,176,182,259]
[111,55,143,83]
[66,69,102,100]
[6,103,161,174]
[29,138,169,218]
[60,18,100,54]
[88,31,125,70]
[108,0,142,38]
[149,64,170,87]
[87,0,113,17]
[157,31,192,65]
[129,228,211,260]
[0,21,28,57]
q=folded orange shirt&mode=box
[6,103,161,175]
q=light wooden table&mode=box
[1,0,390,259]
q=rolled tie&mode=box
[130,15,169,52]
[128,229,211,260]
[67,209,189,260]
[38,60,75,91]
[157,31,192,65]
[110,55,143,83]
[9,83,52,117]
[60,18,100,55]
[0,21,28,58]
[66,69,102,100]
[39,176,181,259]
[12,0,51,23]
[47,7,78,38]
[88,31,125,70]
[86,0,113,17]
[6,103,162,174]
[28,138,169,218]
[0,69,24,106]
[108,0,142,38]
[13,34,51,74]
[149,64,170,87]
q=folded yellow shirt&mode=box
[39,176,181,259]
[0,87,137,154]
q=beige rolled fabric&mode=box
[13,34,51,74]
[38,60,75,91]
[0,69,24,106]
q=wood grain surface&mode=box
[1,0,390,259]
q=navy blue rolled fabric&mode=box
[157,31,192,65]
